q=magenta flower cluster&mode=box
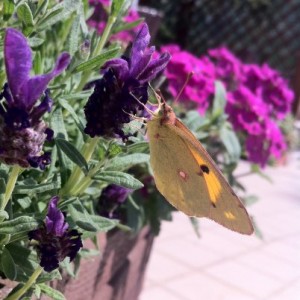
[163,45,294,167]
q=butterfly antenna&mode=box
[174,71,194,103]
[129,92,155,117]
[122,109,147,123]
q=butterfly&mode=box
[146,95,254,235]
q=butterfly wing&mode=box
[147,117,254,235]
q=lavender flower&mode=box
[0,28,70,169]
[28,196,82,272]
[97,184,132,219]
[84,23,170,139]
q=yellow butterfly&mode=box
[147,96,254,235]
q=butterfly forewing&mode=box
[147,114,254,235]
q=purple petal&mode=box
[45,196,68,236]
[30,90,53,123]
[24,52,71,109]
[102,58,129,81]
[4,28,32,108]
[138,52,171,83]
[130,23,150,75]
[130,46,155,79]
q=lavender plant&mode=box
[0,0,292,299]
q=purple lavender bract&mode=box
[97,184,132,219]
[84,23,170,139]
[28,196,82,272]
[0,28,70,169]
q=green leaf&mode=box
[113,18,144,33]
[0,210,9,220]
[36,6,65,31]
[38,283,66,300]
[33,51,42,75]
[78,248,100,258]
[94,171,144,189]
[1,247,17,280]
[220,126,241,162]
[107,153,150,171]
[37,269,62,283]
[55,138,88,175]
[111,0,126,17]
[51,109,72,184]
[68,201,118,232]
[3,0,15,21]
[58,98,85,132]
[51,108,68,140]
[0,216,39,234]
[67,15,81,56]
[34,0,49,18]
[13,179,61,194]
[127,141,149,154]
[212,81,227,116]
[73,47,120,73]
[17,197,32,209]
[28,37,45,48]
[17,3,34,27]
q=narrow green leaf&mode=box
[37,6,64,31]
[94,171,144,189]
[0,216,39,234]
[51,108,68,140]
[33,51,42,75]
[13,179,61,194]
[113,18,144,33]
[73,47,120,73]
[0,210,9,220]
[17,3,34,26]
[51,109,72,184]
[28,37,45,48]
[127,141,149,154]
[1,247,17,280]
[220,126,241,162]
[34,0,49,18]
[37,269,62,283]
[38,283,66,300]
[3,0,15,21]
[111,0,126,17]
[58,98,85,132]
[212,81,227,116]
[55,138,88,174]
[107,153,150,171]
[69,201,118,232]
[67,15,81,56]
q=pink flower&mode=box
[161,44,215,114]
[209,47,242,90]
[226,86,268,135]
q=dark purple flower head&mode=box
[97,184,132,219]
[0,28,70,169]
[84,23,170,139]
[28,196,82,273]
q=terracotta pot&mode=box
[53,226,155,300]
[1,226,155,300]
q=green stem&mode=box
[61,137,99,196]
[5,266,43,300]
[1,165,20,211]
[75,15,117,92]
